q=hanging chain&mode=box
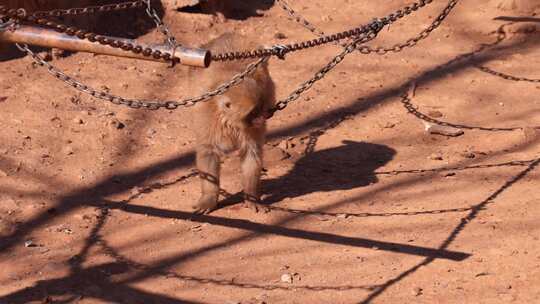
[143,0,177,47]
[276,0,459,55]
[0,4,177,63]
[29,0,145,18]
[267,27,383,117]
[16,43,269,110]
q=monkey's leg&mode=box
[193,145,221,214]
[240,146,269,213]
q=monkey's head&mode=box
[215,78,263,126]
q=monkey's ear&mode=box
[217,95,232,111]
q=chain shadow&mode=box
[2,8,540,303]
[358,157,540,303]
[262,140,396,204]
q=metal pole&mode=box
[0,25,211,67]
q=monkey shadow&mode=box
[177,0,275,20]
[261,140,395,205]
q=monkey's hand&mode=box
[250,115,266,128]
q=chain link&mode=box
[267,28,382,116]
[400,88,530,132]
[16,43,269,110]
[212,0,444,61]
[476,65,540,83]
[0,3,178,63]
[265,0,460,116]
[276,0,459,55]
[143,0,177,47]
[29,0,145,18]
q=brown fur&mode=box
[190,33,275,213]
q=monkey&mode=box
[189,32,275,214]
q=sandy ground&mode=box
[1,0,540,303]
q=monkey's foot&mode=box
[243,199,270,213]
[191,195,219,214]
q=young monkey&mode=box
[190,33,275,214]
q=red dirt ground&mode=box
[1,0,540,303]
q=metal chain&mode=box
[266,0,460,117]
[0,5,178,63]
[211,18,387,61]
[476,65,540,83]
[16,43,269,110]
[143,0,177,47]
[277,0,459,55]
[211,0,449,61]
[400,88,529,132]
[267,28,382,116]
[17,0,178,49]
[29,0,145,18]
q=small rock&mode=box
[0,96,7,103]
[63,146,75,156]
[274,32,287,39]
[146,128,157,137]
[428,110,443,118]
[423,122,464,137]
[277,140,289,150]
[460,151,476,159]
[383,122,396,129]
[72,117,84,125]
[280,273,293,284]
[413,287,423,296]
[443,172,456,177]
[336,213,349,219]
[24,240,36,248]
[70,95,81,105]
[321,15,333,22]
[429,153,443,161]
[109,119,125,130]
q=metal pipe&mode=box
[0,25,211,67]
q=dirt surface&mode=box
[1,0,540,303]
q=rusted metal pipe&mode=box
[0,25,211,67]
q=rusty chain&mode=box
[16,43,269,110]
[142,0,177,47]
[30,0,179,48]
[264,0,460,116]
[276,0,459,55]
[267,28,383,117]
[1,0,459,114]
[30,0,145,18]
[400,87,535,132]
[0,2,180,63]
[1,0,436,62]
[212,0,444,61]
[476,65,540,83]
